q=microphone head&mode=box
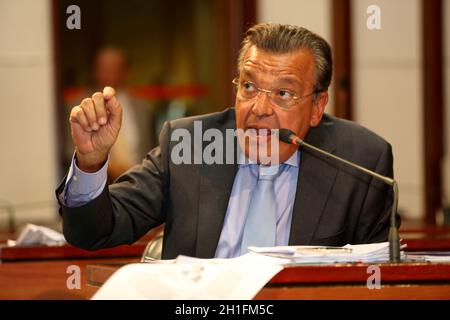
[278,128,297,144]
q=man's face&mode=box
[235,46,328,164]
[94,50,128,89]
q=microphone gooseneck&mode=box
[278,128,401,263]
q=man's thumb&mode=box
[103,86,122,127]
[103,86,116,100]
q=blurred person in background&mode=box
[93,47,154,181]
[64,47,154,182]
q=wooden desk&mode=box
[0,258,139,299]
[0,243,147,262]
[0,225,163,262]
[1,257,450,299]
[2,237,447,263]
[256,262,450,299]
[85,261,450,300]
[1,224,449,300]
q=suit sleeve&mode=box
[354,142,398,243]
[56,122,171,250]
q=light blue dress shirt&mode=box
[214,151,300,258]
[60,154,109,208]
[62,151,300,258]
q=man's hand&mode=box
[69,86,122,172]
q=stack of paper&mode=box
[248,242,405,264]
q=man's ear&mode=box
[310,91,328,127]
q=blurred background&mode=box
[0,0,449,234]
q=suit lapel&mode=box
[196,162,237,258]
[195,112,238,258]
[289,118,339,245]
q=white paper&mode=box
[405,251,450,262]
[248,242,406,264]
[92,254,283,300]
[9,223,66,247]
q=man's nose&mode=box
[251,92,274,117]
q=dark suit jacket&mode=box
[56,108,395,259]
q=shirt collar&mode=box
[238,149,300,168]
[284,150,300,167]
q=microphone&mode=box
[278,128,401,263]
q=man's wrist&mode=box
[75,151,108,173]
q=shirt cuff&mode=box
[62,152,109,207]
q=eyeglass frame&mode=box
[232,77,320,109]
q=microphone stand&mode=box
[283,131,401,262]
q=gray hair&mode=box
[237,23,332,93]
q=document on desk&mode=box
[248,242,405,264]
[405,251,450,262]
[92,254,283,300]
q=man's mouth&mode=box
[246,126,276,137]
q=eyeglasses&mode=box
[232,78,318,109]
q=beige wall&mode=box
[0,0,57,228]
[352,0,423,219]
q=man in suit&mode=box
[56,23,394,259]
